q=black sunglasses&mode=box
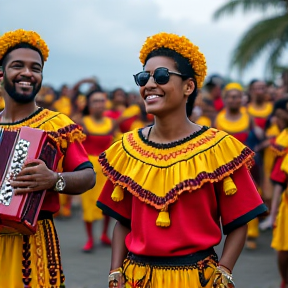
[133,67,186,87]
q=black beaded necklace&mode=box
[139,125,209,149]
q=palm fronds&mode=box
[213,0,287,20]
[230,14,288,74]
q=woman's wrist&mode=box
[109,267,123,274]
[218,263,232,274]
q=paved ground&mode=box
[55,207,280,288]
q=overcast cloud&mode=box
[1,0,269,91]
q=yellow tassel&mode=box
[223,176,237,195]
[156,208,170,227]
[111,185,124,202]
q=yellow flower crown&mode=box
[0,29,49,63]
[139,32,207,88]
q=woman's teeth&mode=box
[146,95,160,100]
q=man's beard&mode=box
[3,74,41,104]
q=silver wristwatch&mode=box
[53,173,66,192]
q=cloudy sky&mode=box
[1,0,270,91]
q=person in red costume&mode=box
[97,32,267,288]
[80,88,116,252]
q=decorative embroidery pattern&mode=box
[22,235,32,288]
[99,147,254,210]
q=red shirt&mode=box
[98,165,266,256]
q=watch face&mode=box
[55,175,66,191]
[56,180,65,191]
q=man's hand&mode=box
[10,159,58,195]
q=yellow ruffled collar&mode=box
[247,102,273,118]
[99,127,254,227]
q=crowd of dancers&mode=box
[0,28,288,288]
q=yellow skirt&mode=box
[272,192,288,251]
[81,155,106,222]
[0,219,65,288]
[123,250,217,288]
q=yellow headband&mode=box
[224,82,243,92]
[0,29,49,62]
[139,32,207,88]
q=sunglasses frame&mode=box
[133,67,186,87]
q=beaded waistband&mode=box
[127,248,218,267]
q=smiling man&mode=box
[0,29,95,287]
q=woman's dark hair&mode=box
[145,47,198,117]
[82,87,104,116]
[0,42,44,68]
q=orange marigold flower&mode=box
[139,32,207,88]
[0,29,49,62]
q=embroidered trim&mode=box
[35,227,45,286]
[22,235,32,288]
[99,147,254,210]
[0,107,45,126]
[135,127,215,160]
[138,125,209,149]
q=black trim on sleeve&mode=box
[271,180,287,190]
[73,161,93,171]
[97,201,131,229]
[223,204,268,235]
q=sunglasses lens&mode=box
[154,68,170,85]
[135,72,150,86]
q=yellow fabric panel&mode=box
[53,96,72,116]
[281,154,288,174]
[195,116,211,127]
[247,217,259,238]
[275,128,288,148]
[130,119,145,130]
[121,104,141,119]
[81,155,105,221]
[272,192,288,251]
[123,255,217,288]
[270,128,288,156]
[0,96,5,110]
[0,220,64,287]
[265,123,280,138]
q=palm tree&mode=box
[213,0,288,78]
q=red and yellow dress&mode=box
[215,109,262,239]
[0,108,92,288]
[81,116,114,222]
[214,108,251,144]
[247,102,273,130]
[118,105,144,133]
[270,128,288,251]
[97,126,267,288]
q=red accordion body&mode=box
[0,127,57,235]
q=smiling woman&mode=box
[96,32,267,288]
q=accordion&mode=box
[0,126,57,235]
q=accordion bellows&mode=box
[0,127,57,235]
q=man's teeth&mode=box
[18,82,32,87]
[146,95,160,100]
